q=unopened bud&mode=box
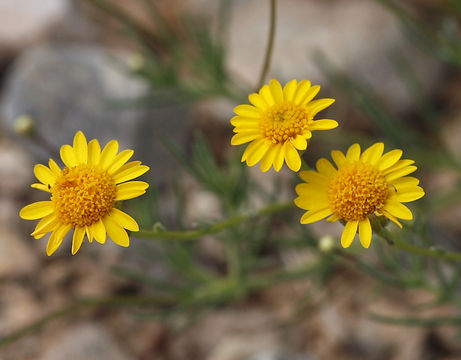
[13,115,35,136]
[128,54,145,71]
[318,235,335,253]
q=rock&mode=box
[225,0,441,113]
[0,44,189,183]
[0,0,70,52]
[39,323,135,360]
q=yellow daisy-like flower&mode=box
[230,79,338,172]
[19,131,150,256]
[294,143,425,248]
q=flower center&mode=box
[260,101,311,143]
[327,162,389,221]
[51,164,117,227]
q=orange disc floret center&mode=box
[51,164,117,227]
[327,162,389,221]
[260,101,310,143]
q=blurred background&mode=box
[1,0,461,359]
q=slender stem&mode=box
[136,201,294,241]
[256,0,277,89]
[370,313,461,327]
[377,228,461,261]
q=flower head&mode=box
[294,143,425,248]
[20,131,149,255]
[231,79,338,172]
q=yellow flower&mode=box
[20,131,149,256]
[231,79,338,172]
[294,143,425,248]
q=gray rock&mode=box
[0,44,189,183]
[39,323,135,360]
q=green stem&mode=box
[377,228,461,261]
[256,0,277,89]
[136,201,294,241]
[370,313,461,327]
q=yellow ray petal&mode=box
[113,164,149,184]
[331,150,346,168]
[273,143,285,172]
[341,220,358,248]
[20,201,54,220]
[48,159,62,176]
[293,80,311,104]
[359,218,372,248]
[384,201,413,220]
[85,225,94,243]
[300,207,332,224]
[115,181,149,200]
[246,140,271,167]
[316,158,336,176]
[391,177,420,190]
[231,132,261,146]
[46,224,72,256]
[109,208,139,231]
[260,144,279,172]
[259,84,275,106]
[71,226,86,255]
[385,166,417,182]
[381,210,403,228]
[299,170,328,184]
[295,183,327,196]
[306,98,335,116]
[73,131,88,165]
[31,213,58,238]
[382,160,415,175]
[377,149,402,171]
[99,140,119,169]
[346,143,361,162]
[103,216,129,247]
[360,143,384,165]
[231,116,260,128]
[92,218,107,244]
[60,144,77,168]
[108,149,134,174]
[294,194,329,210]
[87,139,101,166]
[248,93,268,110]
[269,79,284,103]
[241,138,266,162]
[283,79,298,101]
[300,85,321,106]
[285,143,301,171]
[290,135,307,150]
[31,183,51,193]
[234,104,262,118]
[327,214,341,222]
[34,164,56,186]
[393,187,425,202]
[309,119,338,131]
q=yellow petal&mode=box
[331,150,346,168]
[382,160,415,175]
[109,208,139,231]
[48,159,61,176]
[300,85,321,106]
[295,183,327,197]
[87,139,101,166]
[246,140,271,167]
[260,144,279,172]
[341,220,358,248]
[381,210,403,228]
[391,177,420,190]
[31,214,58,238]
[20,201,54,220]
[285,142,301,171]
[316,158,336,176]
[108,149,134,174]
[384,201,413,220]
[299,170,328,184]
[31,183,51,193]
[385,166,417,182]
[92,218,107,244]
[248,93,268,110]
[46,224,72,256]
[346,143,361,162]
[259,84,275,106]
[234,104,261,118]
[231,116,260,128]
[309,119,338,131]
[60,144,77,168]
[360,143,384,164]
[293,80,311,104]
[113,164,150,184]
[326,214,341,222]
[377,149,402,171]
[283,79,298,101]
[291,135,307,150]
[103,216,130,247]
[231,132,261,146]
[115,181,149,200]
[71,226,86,255]
[394,187,425,202]
[359,218,372,248]
[34,164,56,186]
[273,143,285,172]
[294,193,329,210]
[85,225,94,243]
[300,207,332,224]
[73,131,88,165]
[269,79,284,103]
[306,98,335,116]
[99,140,119,169]
[241,138,266,162]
